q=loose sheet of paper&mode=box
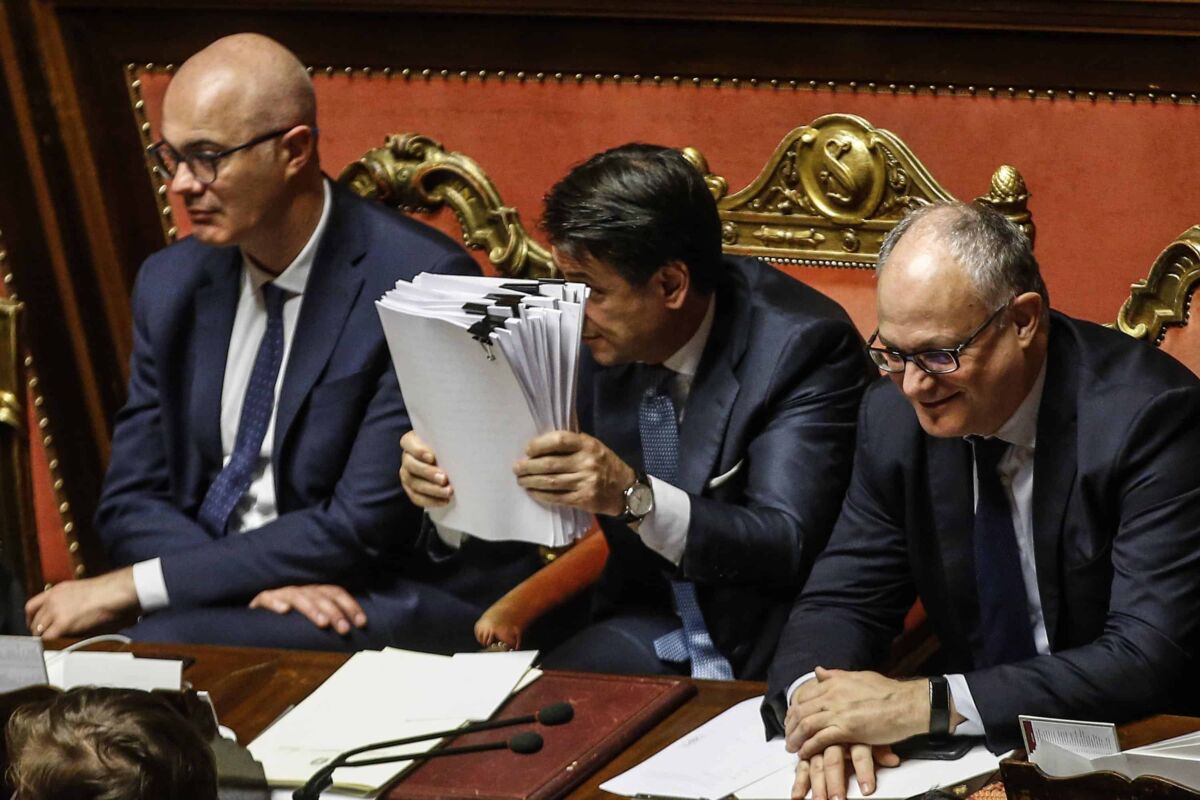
[42,650,182,692]
[248,647,539,793]
[736,744,1004,800]
[600,697,796,800]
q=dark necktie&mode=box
[639,366,734,680]
[971,436,1038,667]
[197,283,287,536]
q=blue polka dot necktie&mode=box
[640,366,735,680]
[971,436,1038,667]
[197,283,287,536]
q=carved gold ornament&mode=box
[339,134,553,279]
[1116,226,1200,343]
[707,114,1032,266]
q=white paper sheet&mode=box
[735,744,1003,800]
[600,697,796,800]
[42,650,182,692]
[248,647,538,793]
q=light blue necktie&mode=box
[640,367,734,680]
[197,283,286,536]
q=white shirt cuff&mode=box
[787,671,818,705]
[132,558,170,613]
[636,476,691,566]
[946,673,985,736]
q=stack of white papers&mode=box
[377,275,591,546]
[44,650,183,692]
[1025,714,1200,789]
[248,647,539,795]
[601,696,1004,800]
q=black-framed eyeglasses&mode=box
[867,303,1009,375]
[146,126,300,186]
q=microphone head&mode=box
[536,702,574,726]
[508,731,544,754]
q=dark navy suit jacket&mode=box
[96,183,478,608]
[765,312,1200,751]
[589,256,874,680]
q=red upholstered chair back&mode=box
[336,114,1035,338]
[1117,226,1200,376]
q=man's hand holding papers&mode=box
[514,431,636,517]
[378,275,591,546]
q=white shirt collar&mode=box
[242,179,332,295]
[990,359,1047,450]
[662,295,716,378]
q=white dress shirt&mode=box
[787,363,1050,736]
[947,361,1048,735]
[132,180,333,612]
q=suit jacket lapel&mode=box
[274,188,367,452]
[189,247,241,470]
[927,435,980,654]
[677,277,747,494]
[1031,317,1077,648]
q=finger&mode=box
[400,431,435,463]
[850,744,877,796]
[524,489,575,508]
[875,745,900,768]
[799,726,848,761]
[288,592,332,629]
[524,430,578,457]
[791,696,831,727]
[796,711,836,748]
[402,452,449,485]
[515,472,585,492]
[512,455,576,477]
[318,586,367,627]
[791,758,811,800]
[30,611,48,637]
[823,745,846,800]
[810,755,826,800]
[404,475,453,503]
[310,595,351,634]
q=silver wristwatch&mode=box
[617,471,654,524]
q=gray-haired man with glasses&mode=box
[23,33,506,651]
[764,201,1200,800]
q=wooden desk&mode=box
[119,640,763,800]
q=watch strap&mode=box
[928,675,951,735]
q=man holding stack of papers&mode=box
[401,143,873,678]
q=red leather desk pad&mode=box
[388,671,696,800]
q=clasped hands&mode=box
[784,667,934,800]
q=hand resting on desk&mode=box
[787,667,950,799]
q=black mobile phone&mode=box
[893,734,980,761]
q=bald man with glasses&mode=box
[764,202,1200,800]
[22,34,534,652]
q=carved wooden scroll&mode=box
[1116,226,1200,343]
[340,114,1034,276]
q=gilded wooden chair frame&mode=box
[338,113,1035,277]
[338,114,1035,666]
[0,298,43,596]
[1116,226,1200,345]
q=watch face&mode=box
[627,482,654,517]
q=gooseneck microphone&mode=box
[292,702,572,800]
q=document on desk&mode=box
[600,697,796,799]
[247,647,539,795]
[736,744,1004,800]
[1023,714,1200,789]
[377,275,591,546]
[601,696,1005,800]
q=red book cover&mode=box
[388,671,695,800]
